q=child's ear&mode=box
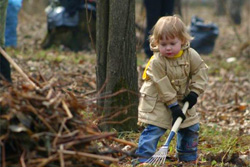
[181,39,185,44]
[181,40,186,45]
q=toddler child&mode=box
[133,15,208,166]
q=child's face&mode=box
[158,36,183,58]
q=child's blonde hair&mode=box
[150,15,193,46]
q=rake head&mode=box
[144,146,168,166]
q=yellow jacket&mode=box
[138,44,208,129]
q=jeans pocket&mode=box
[138,94,157,113]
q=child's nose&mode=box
[166,45,171,50]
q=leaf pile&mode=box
[0,83,136,167]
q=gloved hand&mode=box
[182,91,198,109]
[170,104,186,125]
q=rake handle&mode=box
[145,102,190,165]
[163,102,189,147]
[171,102,189,133]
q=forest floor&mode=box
[1,1,250,167]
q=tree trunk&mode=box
[174,0,182,17]
[214,0,226,16]
[229,0,243,24]
[96,0,138,131]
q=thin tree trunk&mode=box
[174,0,182,17]
[229,0,244,24]
[215,0,226,16]
[96,0,109,109]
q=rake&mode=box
[144,102,189,166]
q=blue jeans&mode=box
[176,123,200,161]
[135,123,200,162]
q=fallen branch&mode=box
[20,151,27,167]
[61,150,119,162]
[58,145,65,167]
[62,100,73,119]
[0,47,39,90]
[37,153,59,167]
[0,140,6,167]
[86,127,137,147]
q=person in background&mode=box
[5,0,23,47]
[132,16,208,166]
[0,0,12,83]
[144,0,175,59]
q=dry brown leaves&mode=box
[0,80,138,167]
[198,73,250,134]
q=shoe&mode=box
[131,158,141,167]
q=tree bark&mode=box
[214,0,226,16]
[229,0,244,25]
[96,0,138,131]
[174,0,182,17]
[96,0,108,97]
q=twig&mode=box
[96,77,108,97]
[13,89,47,101]
[84,90,97,96]
[39,78,57,92]
[61,150,119,162]
[221,137,238,163]
[42,92,62,108]
[0,140,6,167]
[118,147,138,161]
[37,153,59,167]
[99,103,137,122]
[20,151,26,167]
[86,127,137,147]
[99,116,136,126]
[53,117,71,148]
[85,0,96,52]
[0,47,39,90]
[62,100,73,119]
[59,145,65,167]
[87,89,127,102]
[46,89,54,99]
[52,100,73,147]
[111,137,137,148]
[63,132,117,148]
[26,106,56,133]
[234,92,239,105]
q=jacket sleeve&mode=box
[189,49,208,96]
[146,56,177,105]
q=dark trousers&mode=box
[144,0,175,58]
[0,53,11,82]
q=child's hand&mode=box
[182,91,198,109]
[170,104,186,125]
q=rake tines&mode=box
[145,146,168,166]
